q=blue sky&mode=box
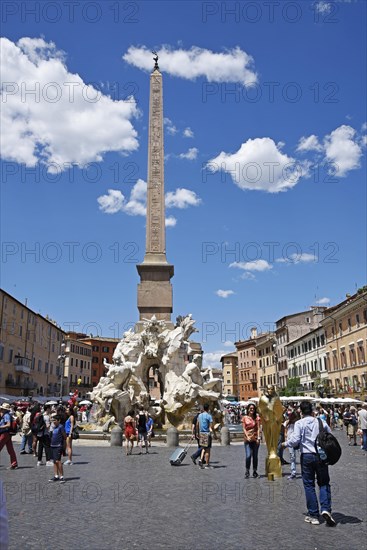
[1,0,366,367]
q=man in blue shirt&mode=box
[0,403,18,469]
[198,403,214,469]
[282,401,336,526]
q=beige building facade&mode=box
[257,333,277,395]
[220,352,238,399]
[0,289,65,396]
[275,307,326,389]
[64,334,93,399]
[235,328,259,400]
[322,291,367,400]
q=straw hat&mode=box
[0,403,11,410]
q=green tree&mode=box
[279,377,300,397]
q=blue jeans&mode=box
[301,453,331,517]
[362,429,367,451]
[20,433,33,453]
[244,441,259,471]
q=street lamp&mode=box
[58,342,66,399]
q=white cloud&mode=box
[98,181,201,222]
[215,289,235,298]
[97,189,125,214]
[223,340,235,348]
[316,297,330,305]
[183,127,194,138]
[276,253,318,264]
[362,135,367,146]
[165,188,201,209]
[362,122,367,132]
[315,1,332,13]
[165,216,177,227]
[123,45,257,87]
[163,117,178,136]
[323,125,362,177]
[202,351,226,370]
[240,272,256,280]
[208,138,305,193]
[229,260,272,272]
[179,147,198,160]
[97,181,147,216]
[297,134,323,152]
[1,37,138,170]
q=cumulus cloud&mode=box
[276,253,318,264]
[163,117,178,136]
[165,188,201,209]
[202,351,225,370]
[179,147,198,160]
[97,189,124,214]
[223,340,235,348]
[183,127,194,138]
[98,181,201,223]
[240,272,256,280]
[229,260,272,272]
[315,297,330,305]
[97,180,147,216]
[165,216,177,227]
[215,289,235,298]
[123,45,257,87]
[1,37,138,170]
[323,125,362,177]
[297,134,323,152]
[208,138,304,193]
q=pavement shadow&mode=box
[62,476,81,482]
[71,461,89,465]
[332,513,363,525]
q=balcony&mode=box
[14,355,32,375]
[6,378,37,390]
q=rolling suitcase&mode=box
[169,436,195,466]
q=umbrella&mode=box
[79,400,92,405]
[45,400,58,406]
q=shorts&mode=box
[138,431,147,442]
[51,447,63,462]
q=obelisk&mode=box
[137,53,174,323]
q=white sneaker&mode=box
[37,461,44,466]
[64,460,73,465]
[305,516,320,525]
[46,461,54,467]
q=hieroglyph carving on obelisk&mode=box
[145,67,166,263]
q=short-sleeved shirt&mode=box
[198,412,212,433]
[0,413,11,432]
[242,415,260,442]
[50,424,66,447]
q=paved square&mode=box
[1,430,366,550]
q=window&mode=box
[38,359,42,372]
[102,346,109,353]
[0,344,3,361]
[50,363,53,375]
[45,362,48,374]
[92,357,98,363]
[8,349,13,363]
[19,325,23,337]
[356,313,360,327]
[92,345,99,352]
[93,369,97,377]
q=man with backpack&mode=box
[0,403,18,470]
[282,401,336,527]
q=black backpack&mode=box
[32,413,45,436]
[315,418,342,466]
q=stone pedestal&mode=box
[166,427,179,447]
[220,426,230,446]
[265,456,282,479]
[110,426,123,447]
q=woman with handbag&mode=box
[242,403,261,478]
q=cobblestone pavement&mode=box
[1,429,366,550]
